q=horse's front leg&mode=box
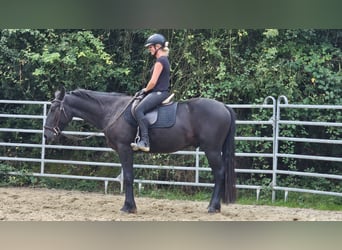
[117,146,137,213]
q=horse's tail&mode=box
[222,105,237,204]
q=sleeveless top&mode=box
[150,56,170,92]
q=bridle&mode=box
[44,99,68,136]
[44,98,100,141]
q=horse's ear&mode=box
[55,86,66,100]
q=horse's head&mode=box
[44,87,72,142]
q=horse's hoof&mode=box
[207,207,221,213]
[120,207,137,214]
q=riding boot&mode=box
[131,117,150,152]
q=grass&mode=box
[138,186,342,211]
[238,191,342,211]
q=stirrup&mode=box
[130,141,150,152]
[130,142,139,151]
[131,127,150,152]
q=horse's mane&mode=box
[68,89,128,108]
[69,89,127,99]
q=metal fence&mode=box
[0,96,341,201]
[271,96,342,201]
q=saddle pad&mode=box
[123,102,178,128]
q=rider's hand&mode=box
[136,89,146,96]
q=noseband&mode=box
[44,99,68,136]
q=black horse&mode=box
[44,87,236,213]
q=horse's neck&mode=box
[67,93,126,130]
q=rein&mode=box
[103,92,141,132]
[60,132,101,141]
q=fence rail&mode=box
[1,96,341,201]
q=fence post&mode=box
[41,103,48,174]
[263,96,277,201]
[272,95,289,202]
[195,147,200,184]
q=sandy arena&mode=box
[0,187,341,221]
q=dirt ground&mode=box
[0,187,341,221]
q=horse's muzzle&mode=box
[43,128,58,143]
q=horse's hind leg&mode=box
[205,149,225,213]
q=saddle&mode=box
[123,93,178,128]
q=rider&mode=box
[130,33,171,152]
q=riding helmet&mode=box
[144,34,166,47]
